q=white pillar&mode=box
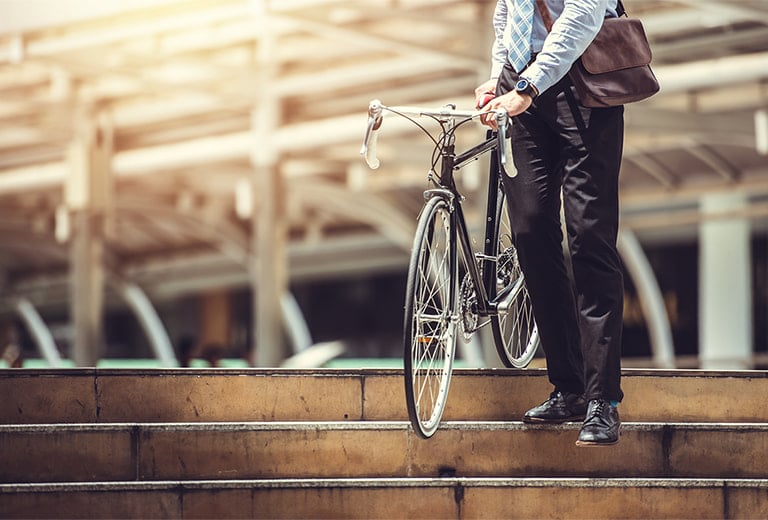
[699,193,753,369]
[67,106,112,366]
[249,4,288,367]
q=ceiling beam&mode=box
[652,51,768,94]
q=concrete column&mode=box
[699,193,753,369]
[66,107,112,366]
[249,6,288,367]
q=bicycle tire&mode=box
[490,188,540,368]
[403,196,458,438]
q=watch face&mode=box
[515,78,529,91]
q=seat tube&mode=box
[449,206,459,318]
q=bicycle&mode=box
[360,99,540,438]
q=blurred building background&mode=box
[0,0,767,369]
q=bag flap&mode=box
[580,17,652,74]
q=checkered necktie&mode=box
[508,0,535,72]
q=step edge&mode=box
[3,477,768,493]
[2,367,767,378]
[2,420,768,433]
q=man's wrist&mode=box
[515,77,539,99]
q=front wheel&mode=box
[403,196,458,439]
[490,188,540,368]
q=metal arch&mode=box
[14,298,64,367]
[652,51,768,94]
[623,152,678,190]
[291,179,415,251]
[116,201,251,265]
[113,274,317,365]
[281,291,312,354]
[110,277,178,368]
[617,229,676,369]
[290,179,487,365]
[669,0,768,26]
[270,11,484,73]
[685,143,741,183]
[0,229,69,262]
[116,201,315,357]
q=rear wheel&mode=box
[490,188,540,368]
[403,196,458,438]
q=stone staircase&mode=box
[1,367,767,518]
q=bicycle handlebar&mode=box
[360,100,510,171]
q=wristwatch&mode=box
[515,77,539,99]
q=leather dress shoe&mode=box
[522,391,587,424]
[576,399,620,446]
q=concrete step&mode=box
[3,421,768,483]
[2,368,767,424]
[1,478,766,519]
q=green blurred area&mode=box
[1,357,407,369]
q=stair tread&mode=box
[2,367,767,376]
[5,477,766,519]
[4,476,768,491]
[2,420,768,431]
[4,368,768,425]
[3,368,767,517]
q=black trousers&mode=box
[496,62,624,402]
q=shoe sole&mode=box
[575,429,622,447]
[575,438,619,447]
[522,414,586,424]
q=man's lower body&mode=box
[496,62,624,446]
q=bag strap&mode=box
[534,0,554,32]
[534,0,627,33]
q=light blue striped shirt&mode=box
[490,0,618,94]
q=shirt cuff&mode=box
[521,63,556,97]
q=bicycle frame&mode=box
[360,100,519,319]
[433,128,508,319]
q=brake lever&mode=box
[360,99,384,169]
[495,109,514,176]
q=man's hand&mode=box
[480,91,533,129]
[474,79,498,109]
